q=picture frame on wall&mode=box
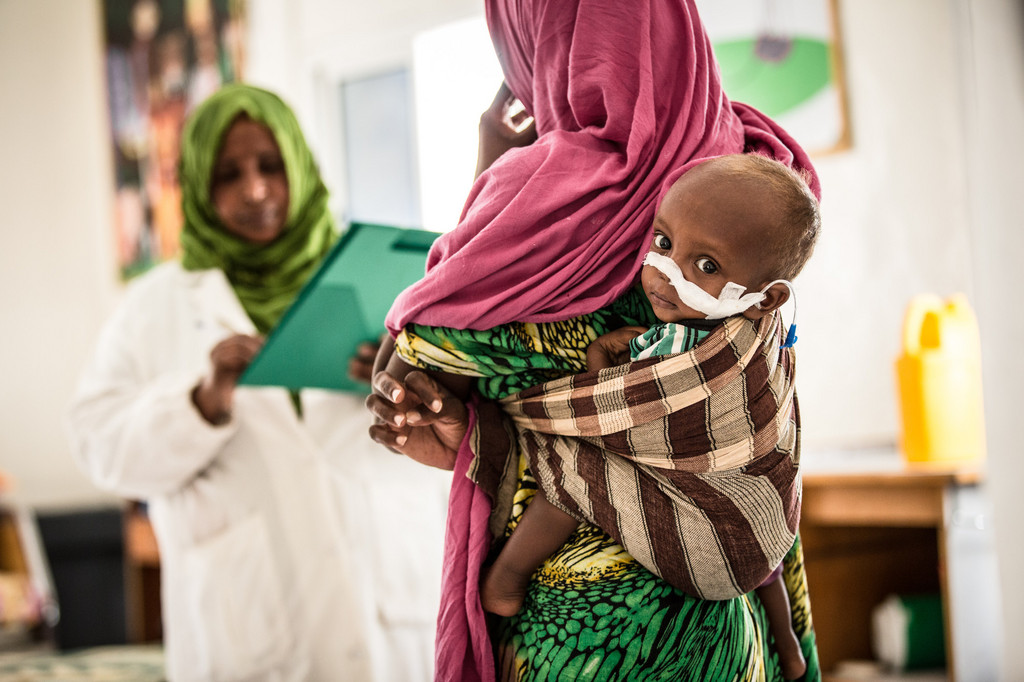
[697,0,851,156]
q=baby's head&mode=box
[642,154,820,323]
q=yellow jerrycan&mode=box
[895,294,985,464]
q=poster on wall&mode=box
[696,0,850,155]
[103,0,247,279]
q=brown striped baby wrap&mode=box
[467,313,801,600]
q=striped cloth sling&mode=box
[468,313,801,600]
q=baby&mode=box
[480,153,820,680]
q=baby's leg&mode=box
[756,570,806,680]
[480,492,579,617]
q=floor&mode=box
[825,659,948,681]
[0,644,164,682]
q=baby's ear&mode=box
[742,282,790,320]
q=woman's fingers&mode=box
[404,376,467,427]
[486,81,513,115]
[209,334,263,383]
[365,392,408,428]
[404,371,446,414]
[367,422,408,452]
[195,335,264,423]
[347,341,380,385]
[371,370,407,405]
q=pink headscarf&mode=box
[386,0,819,335]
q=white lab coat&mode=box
[67,262,450,682]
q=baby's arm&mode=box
[586,326,648,370]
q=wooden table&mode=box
[123,502,162,643]
[800,450,999,682]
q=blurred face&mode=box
[210,116,289,245]
[642,162,778,323]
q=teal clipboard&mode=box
[239,222,440,393]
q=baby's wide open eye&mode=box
[652,233,671,251]
[695,257,718,274]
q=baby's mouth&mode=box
[647,289,677,308]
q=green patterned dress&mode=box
[395,287,820,681]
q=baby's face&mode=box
[642,162,778,323]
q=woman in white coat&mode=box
[66,84,448,682]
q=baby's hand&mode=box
[586,326,648,371]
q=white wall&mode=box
[797,0,974,448]
[0,1,118,509]
[959,0,1024,677]
[1,0,1021,674]
[242,0,482,218]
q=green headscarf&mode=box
[179,83,337,333]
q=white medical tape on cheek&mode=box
[643,252,719,310]
[642,252,766,319]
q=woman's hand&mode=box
[366,370,468,471]
[347,338,383,385]
[475,81,538,178]
[192,334,263,425]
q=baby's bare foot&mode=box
[480,567,528,617]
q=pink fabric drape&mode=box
[386,0,819,335]
[434,403,496,682]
